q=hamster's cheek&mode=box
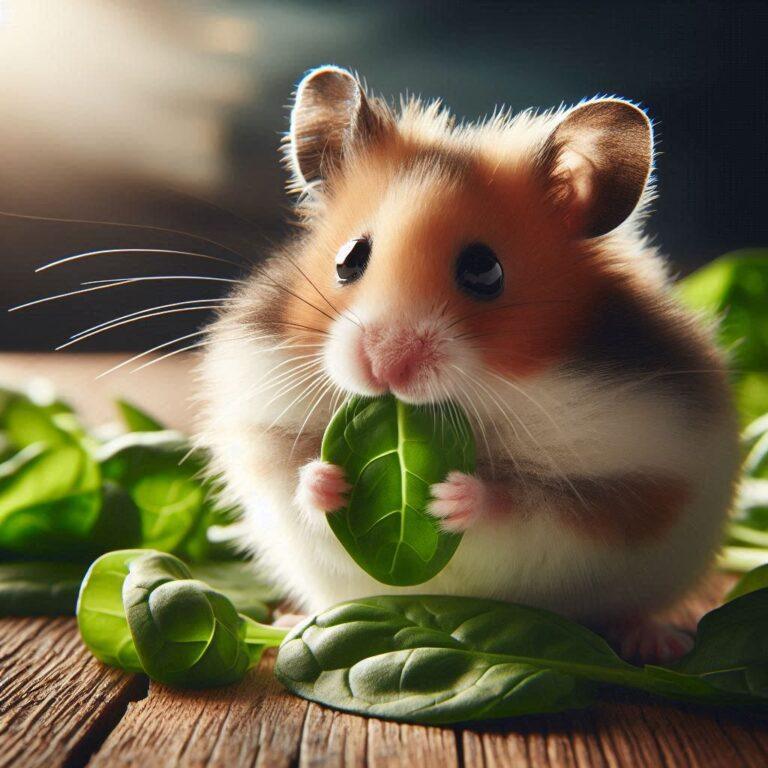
[324,315,387,397]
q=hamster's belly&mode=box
[242,459,729,622]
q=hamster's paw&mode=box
[428,471,487,532]
[609,617,694,664]
[297,460,350,514]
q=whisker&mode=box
[10,278,149,312]
[258,272,342,327]
[281,254,362,328]
[290,376,337,459]
[36,248,243,273]
[95,330,208,378]
[57,304,226,350]
[0,207,249,262]
[81,275,244,286]
[69,298,233,339]
[130,340,211,373]
[264,370,329,432]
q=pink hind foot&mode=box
[297,460,350,514]
[607,617,694,664]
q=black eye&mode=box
[455,243,503,300]
[336,237,371,283]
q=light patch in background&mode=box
[0,0,257,189]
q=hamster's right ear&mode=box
[538,99,653,238]
[287,66,381,192]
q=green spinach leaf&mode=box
[275,595,620,723]
[99,431,206,554]
[77,549,287,687]
[0,435,101,557]
[678,249,768,425]
[321,395,475,586]
[77,549,145,672]
[276,592,768,723]
[116,400,165,433]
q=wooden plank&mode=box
[88,653,309,768]
[299,704,367,768]
[0,616,146,768]
[366,718,460,768]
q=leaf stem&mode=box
[242,617,289,648]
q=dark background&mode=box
[2,0,766,352]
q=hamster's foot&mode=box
[428,471,489,532]
[607,617,694,664]
[297,460,350,514]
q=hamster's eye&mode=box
[455,243,503,300]
[336,237,371,284]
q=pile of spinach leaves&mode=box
[0,387,281,619]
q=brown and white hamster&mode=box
[197,66,740,661]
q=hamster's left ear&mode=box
[539,99,653,238]
[287,65,381,191]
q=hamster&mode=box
[197,65,740,662]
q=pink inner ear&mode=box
[552,148,595,235]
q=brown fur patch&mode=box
[558,472,691,546]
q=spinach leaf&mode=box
[276,593,768,723]
[669,588,768,700]
[77,549,145,672]
[0,385,77,451]
[0,561,87,615]
[188,561,284,621]
[727,563,768,601]
[116,399,165,433]
[98,431,207,555]
[275,595,622,723]
[77,549,287,687]
[678,249,768,425]
[0,434,101,557]
[321,395,475,586]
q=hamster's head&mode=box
[269,66,653,406]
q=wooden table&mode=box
[1,353,767,768]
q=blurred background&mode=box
[1,0,766,352]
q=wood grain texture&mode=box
[0,616,145,768]
[89,654,309,768]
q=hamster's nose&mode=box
[362,326,436,390]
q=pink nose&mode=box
[362,327,434,389]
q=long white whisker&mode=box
[446,372,495,470]
[260,364,325,410]
[56,305,225,350]
[249,357,325,397]
[264,370,329,432]
[96,330,207,378]
[70,298,233,339]
[10,278,146,312]
[36,248,242,273]
[81,275,244,286]
[290,376,336,459]
[130,340,210,373]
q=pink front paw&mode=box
[608,617,694,664]
[297,460,350,514]
[428,471,487,532]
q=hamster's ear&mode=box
[288,65,380,190]
[539,99,653,238]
